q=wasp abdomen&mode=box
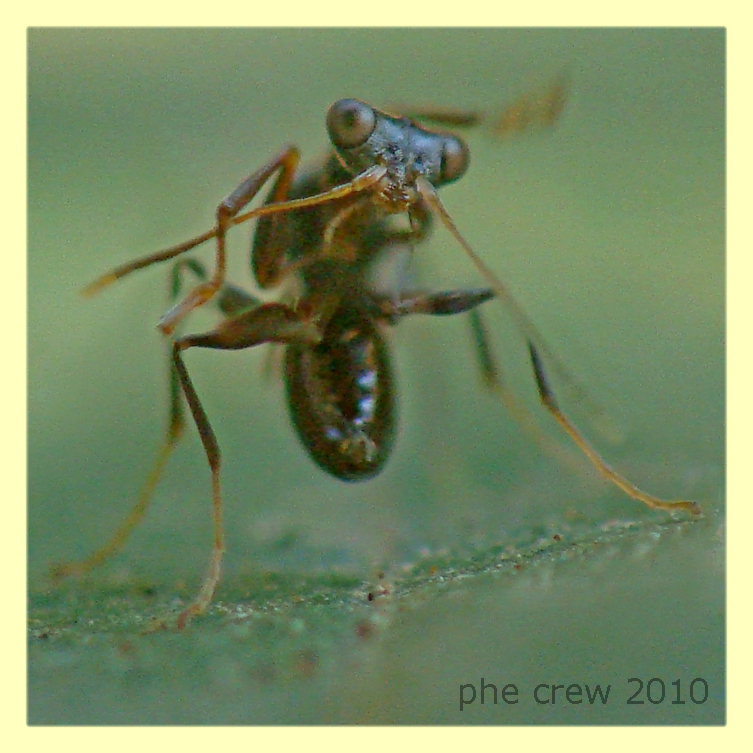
[284,302,395,481]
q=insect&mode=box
[53,87,701,628]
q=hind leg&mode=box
[51,260,261,581]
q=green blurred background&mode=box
[28,28,724,724]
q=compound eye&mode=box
[439,136,470,184]
[326,99,377,150]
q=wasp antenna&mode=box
[82,227,219,296]
[230,165,386,229]
[416,177,701,515]
[82,165,386,298]
[81,271,119,298]
[415,176,606,423]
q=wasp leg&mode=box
[52,262,264,585]
[370,289,577,466]
[49,412,181,582]
[370,287,494,322]
[170,259,262,316]
[157,147,301,335]
[385,200,433,247]
[170,302,322,628]
[160,152,385,334]
[352,200,434,264]
[51,260,206,580]
[467,308,586,473]
[254,182,435,295]
[526,340,701,515]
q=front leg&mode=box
[83,155,385,308]
[157,146,301,335]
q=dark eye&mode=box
[326,99,377,150]
[439,136,470,184]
